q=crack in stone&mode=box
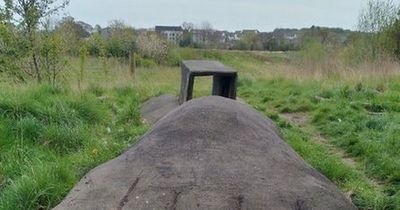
[237,195,244,210]
[295,200,308,210]
[171,190,182,210]
[117,172,142,210]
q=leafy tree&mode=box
[106,20,135,57]
[7,0,69,83]
[55,16,90,55]
[237,32,262,50]
[0,0,13,23]
[0,22,26,81]
[136,32,168,64]
[38,19,67,85]
[358,0,399,59]
[86,32,106,56]
[387,18,400,57]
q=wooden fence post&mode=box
[129,51,136,79]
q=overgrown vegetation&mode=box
[239,78,400,210]
[0,84,147,210]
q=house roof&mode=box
[242,29,260,34]
[155,26,183,32]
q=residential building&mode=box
[242,29,260,35]
[155,26,183,43]
[192,29,210,44]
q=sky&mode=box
[64,0,393,32]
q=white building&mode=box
[155,26,183,43]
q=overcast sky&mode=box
[64,0,397,32]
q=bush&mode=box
[299,38,327,64]
[85,33,105,56]
[136,32,169,64]
[163,48,182,66]
[135,55,157,68]
[0,24,26,81]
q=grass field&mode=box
[1,48,400,209]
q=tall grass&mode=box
[0,84,147,210]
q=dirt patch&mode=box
[314,133,358,168]
[279,112,387,189]
[280,112,309,127]
[55,97,356,210]
[280,113,357,168]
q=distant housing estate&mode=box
[72,19,353,51]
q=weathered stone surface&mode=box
[54,96,356,210]
[141,94,179,125]
[182,60,237,74]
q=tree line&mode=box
[1,0,400,84]
[0,0,176,84]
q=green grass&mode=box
[238,78,400,209]
[0,84,147,210]
[1,48,400,209]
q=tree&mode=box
[136,32,168,64]
[180,22,194,47]
[94,24,102,33]
[0,0,13,23]
[55,16,90,55]
[358,0,399,59]
[182,22,194,32]
[106,20,135,57]
[8,0,69,83]
[39,19,67,85]
[86,32,106,56]
[387,18,400,57]
[0,22,26,81]
[358,0,398,33]
[198,21,214,47]
[239,32,262,51]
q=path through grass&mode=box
[239,78,400,209]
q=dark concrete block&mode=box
[179,60,238,104]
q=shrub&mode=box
[0,24,26,81]
[163,48,182,66]
[135,55,156,68]
[136,32,169,64]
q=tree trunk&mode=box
[28,28,41,83]
[32,49,41,83]
[52,67,56,86]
